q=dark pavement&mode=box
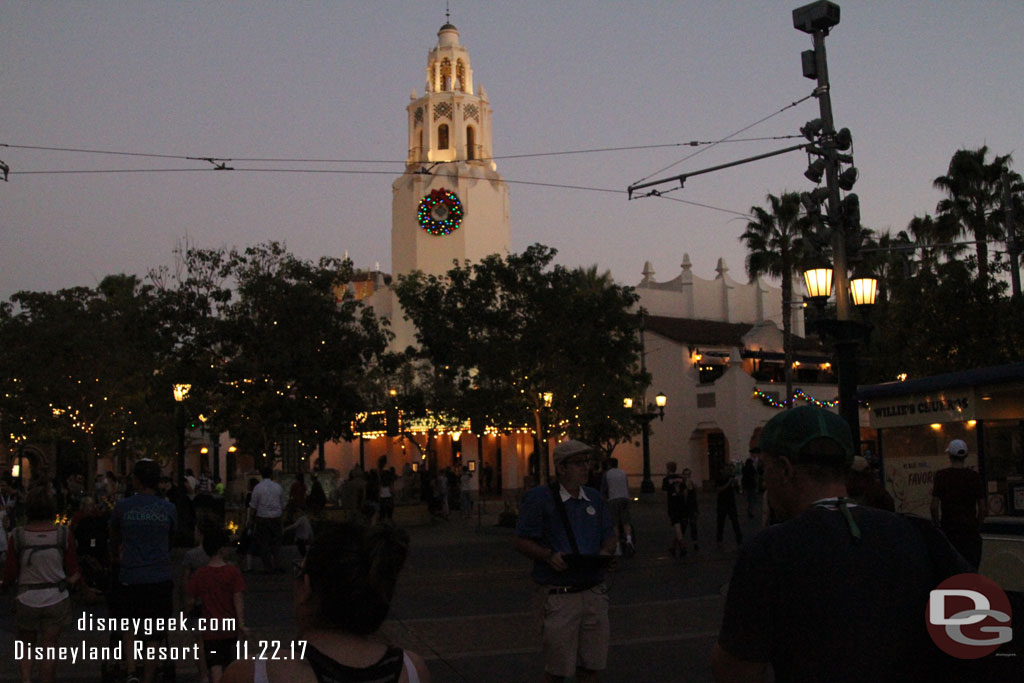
[1,490,761,682]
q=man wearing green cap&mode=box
[711,406,968,682]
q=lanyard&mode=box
[813,497,862,543]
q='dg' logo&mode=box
[926,573,1013,659]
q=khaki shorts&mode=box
[538,583,610,677]
[16,596,73,632]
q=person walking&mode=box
[109,459,178,683]
[515,440,617,683]
[186,527,248,683]
[662,462,687,557]
[288,472,307,517]
[378,469,395,522]
[681,468,700,551]
[238,478,258,573]
[741,455,759,519]
[712,406,970,682]
[715,464,742,547]
[283,505,314,558]
[931,438,986,569]
[434,469,450,520]
[459,468,475,518]
[246,466,285,574]
[3,486,80,683]
[600,458,634,556]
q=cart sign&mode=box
[867,391,975,429]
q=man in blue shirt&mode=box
[516,440,616,683]
[110,459,178,683]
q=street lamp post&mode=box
[803,265,877,453]
[794,1,874,448]
[536,391,554,484]
[172,383,191,489]
[625,392,667,494]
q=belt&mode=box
[548,582,599,595]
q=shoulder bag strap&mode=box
[549,482,580,555]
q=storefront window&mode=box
[982,419,1024,481]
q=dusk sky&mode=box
[2,1,1022,302]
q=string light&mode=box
[752,388,839,409]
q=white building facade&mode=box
[616,256,836,487]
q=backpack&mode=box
[12,525,70,594]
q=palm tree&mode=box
[740,192,811,408]
[905,213,965,275]
[862,230,914,302]
[933,147,1018,286]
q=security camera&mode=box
[792,1,840,34]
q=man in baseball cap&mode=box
[712,406,968,681]
[931,438,986,568]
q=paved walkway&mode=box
[1,490,760,682]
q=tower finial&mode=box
[445,1,450,23]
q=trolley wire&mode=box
[2,135,804,168]
[631,93,816,186]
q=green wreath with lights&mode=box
[417,188,464,235]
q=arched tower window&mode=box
[466,126,476,160]
[430,62,436,91]
[440,58,452,91]
[456,60,466,91]
[438,124,449,150]
[417,128,423,159]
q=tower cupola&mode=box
[405,21,494,167]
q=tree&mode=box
[0,275,171,493]
[740,192,812,407]
[210,243,392,470]
[394,244,645,477]
[860,213,1024,384]
[933,147,1021,288]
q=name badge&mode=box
[586,506,596,516]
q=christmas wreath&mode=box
[417,188,464,235]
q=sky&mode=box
[2,1,1022,302]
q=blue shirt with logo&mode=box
[111,493,177,584]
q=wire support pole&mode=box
[626,144,808,199]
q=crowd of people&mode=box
[0,415,999,682]
[0,458,445,683]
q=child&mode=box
[283,504,313,557]
[186,527,247,683]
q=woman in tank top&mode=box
[222,523,429,683]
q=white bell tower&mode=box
[391,21,510,279]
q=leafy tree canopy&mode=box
[394,244,647,459]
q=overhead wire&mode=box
[2,135,803,167]
[3,135,777,218]
[633,187,755,219]
[631,93,816,186]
